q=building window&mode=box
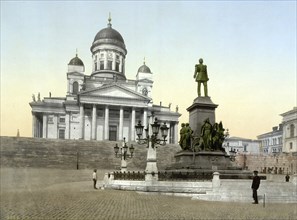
[59,117,65,123]
[115,62,120,72]
[100,61,104,70]
[95,62,97,71]
[290,124,295,137]
[107,60,112,70]
[122,62,124,73]
[58,129,65,139]
[142,87,148,96]
[73,81,79,94]
[290,142,293,150]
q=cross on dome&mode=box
[108,12,112,28]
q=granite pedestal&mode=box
[187,96,218,137]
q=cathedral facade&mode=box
[29,18,180,143]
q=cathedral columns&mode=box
[65,113,70,139]
[104,106,109,140]
[174,122,179,144]
[91,104,97,140]
[42,115,47,138]
[119,107,124,141]
[143,109,148,130]
[79,104,84,139]
[166,121,171,144]
[131,108,135,141]
[32,113,36,137]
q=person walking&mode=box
[251,170,261,204]
[92,169,98,189]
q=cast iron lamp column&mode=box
[114,137,134,172]
[135,117,169,181]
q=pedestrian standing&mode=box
[251,170,261,204]
[93,169,97,189]
[285,174,290,182]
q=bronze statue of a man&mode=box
[194,58,209,97]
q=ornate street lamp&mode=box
[135,117,169,182]
[114,137,134,172]
[135,118,169,148]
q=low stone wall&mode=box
[103,172,297,203]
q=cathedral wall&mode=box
[47,115,58,139]
[70,122,80,139]
[84,116,91,140]
[97,124,104,141]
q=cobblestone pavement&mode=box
[1,168,296,220]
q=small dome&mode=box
[138,64,151,73]
[68,54,84,66]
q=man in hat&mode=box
[251,170,261,204]
[92,169,98,189]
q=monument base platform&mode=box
[165,150,252,178]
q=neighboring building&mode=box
[257,125,283,155]
[281,107,297,153]
[29,17,180,143]
[235,153,297,175]
[223,136,260,155]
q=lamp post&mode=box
[135,117,169,181]
[114,137,134,172]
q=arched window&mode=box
[290,124,295,137]
[73,81,79,94]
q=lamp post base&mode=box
[121,159,127,172]
[145,160,158,181]
[145,142,158,181]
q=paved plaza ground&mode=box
[0,168,296,220]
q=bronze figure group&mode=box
[179,119,226,152]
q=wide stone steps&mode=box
[0,136,179,170]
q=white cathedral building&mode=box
[29,17,180,143]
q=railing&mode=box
[112,171,266,181]
[158,171,213,181]
[113,171,145,180]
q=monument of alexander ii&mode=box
[167,58,250,178]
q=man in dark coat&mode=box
[251,170,261,204]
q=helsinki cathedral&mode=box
[30,16,180,143]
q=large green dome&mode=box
[91,22,126,52]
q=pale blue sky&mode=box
[1,1,296,139]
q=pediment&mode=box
[80,83,151,101]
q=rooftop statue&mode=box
[193,58,209,97]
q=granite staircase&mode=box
[0,136,179,170]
